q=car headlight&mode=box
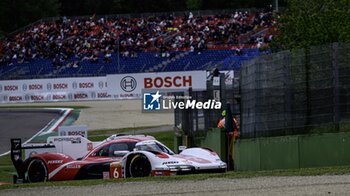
[179,165,192,171]
[219,162,227,168]
[167,165,193,171]
[167,165,178,172]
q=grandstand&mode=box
[0,7,274,80]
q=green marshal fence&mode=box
[235,42,350,171]
[234,132,350,171]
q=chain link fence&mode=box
[174,73,240,145]
[241,42,350,138]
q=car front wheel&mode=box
[129,154,151,177]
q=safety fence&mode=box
[174,71,240,145]
[241,42,350,138]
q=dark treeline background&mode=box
[0,0,283,35]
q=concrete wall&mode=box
[235,132,350,171]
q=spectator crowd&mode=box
[0,6,275,68]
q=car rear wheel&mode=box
[27,159,47,182]
[129,154,151,177]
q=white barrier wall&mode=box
[0,71,208,103]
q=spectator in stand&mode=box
[0,6,275,67]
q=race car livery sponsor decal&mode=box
[48,160,63,164]
[162,161,179,165]
[66,164,81,169]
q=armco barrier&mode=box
[235,132,350,171]
[299,133,350,168]
[234,138,261,171]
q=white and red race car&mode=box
[11,134,226,183]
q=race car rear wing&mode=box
[10,138,26,183]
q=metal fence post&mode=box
[332,43,340,132]
[284,51,292,134]
[304,47,311,132]
[254,59,260,138]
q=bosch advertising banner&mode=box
[0,71,208,103]
[107,71,207,99]
[0,77,110,103]
[59,125,88,138]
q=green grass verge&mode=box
[0,105,90,109]
[0,155,16,183]
[147,131,174,150]
[88,125,166,136]
[2,165,350,190]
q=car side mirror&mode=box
[178,146,187,152]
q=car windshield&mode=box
[136,141,174,155]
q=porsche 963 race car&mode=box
[11,134,226,183]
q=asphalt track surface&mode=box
[3,100,174,130]
[0,109,61,155]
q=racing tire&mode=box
[27,159,48,183]
[129,154,151,177]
